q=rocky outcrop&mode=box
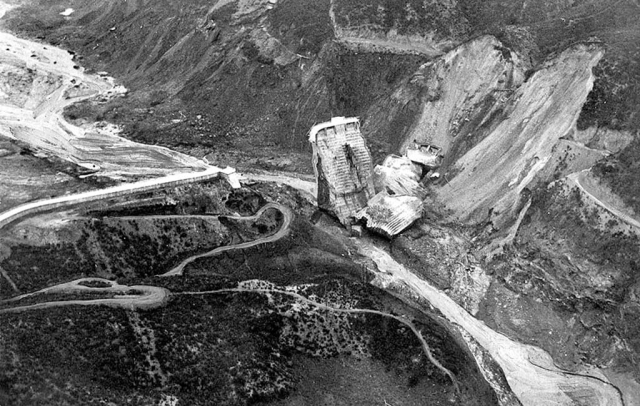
[435,43,604,227]
[401,36,526,156]
[476,171,640,390]
[574,126,635,154]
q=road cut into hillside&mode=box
[0,165,240,229]
[569,170,640,230]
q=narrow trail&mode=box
[160,202,293,277]
[0,2,631,404]
[0,171,628,405]
[127,310,169,387]
[93,214,220,221]
[178,286,461,396]
[0,201,293,309]
[0,264,18,292]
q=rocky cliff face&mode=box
[330,0,468,56]
[2,0,435,161]
[363,33,640,404]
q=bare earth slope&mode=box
[365,35,526,161]
[435,43,603,227]
[361,243,623,406]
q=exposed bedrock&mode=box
[434,42,603,227]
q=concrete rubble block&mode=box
[355,191,423,238]
[309,117,375,225]
[373,154,426,199]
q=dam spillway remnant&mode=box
[310,117,442,238]
[309,117,376,226]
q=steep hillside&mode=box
[435,43,603,226]
[478,174,640,388]
[365,35,526,165]
[0,181,499,406]
[1,0,452,170]
[3,0,639,178]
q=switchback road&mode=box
[161,202,293,277]
[0,277,168,313]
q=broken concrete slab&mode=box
[355,191,423,238]
[309,117,375,225]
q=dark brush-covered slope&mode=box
[1,0,440,158]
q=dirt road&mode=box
[243,171,316,202]
[180,284,460,395]
[0,3,629,404]
[0,165,240,228]
[569,170,640,230]
[0,202,292,311]
[0,277,168,313]
[161,202,293,276]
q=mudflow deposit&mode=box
[1,0,640,405]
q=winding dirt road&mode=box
[179,285,460,396]
[0,277,168,313]
[0,202,292,311]
[0,3,631,405]
[161,202,293,276]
